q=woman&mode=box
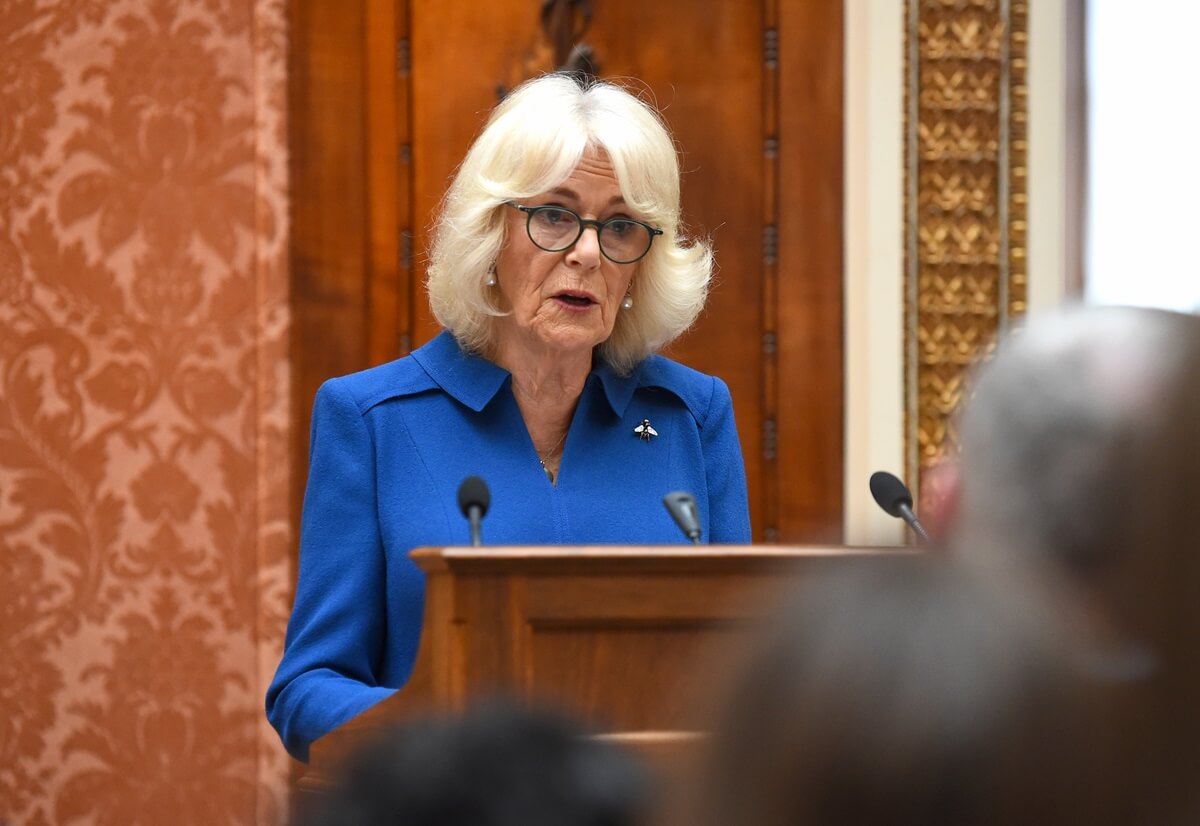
[267,74,751,762]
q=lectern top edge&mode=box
[413,544,904,559]
[409,544,912,573]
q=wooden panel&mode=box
[365,0,401,364]
[525,624,735,728]
[522,574,768,619]
[288,0,369,518]
[777,1,845,540]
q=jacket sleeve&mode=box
[702,376,752,543]
[265,378,397,762]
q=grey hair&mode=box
[955,305,1197,579]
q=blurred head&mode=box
[950,306,1200,623]
[427,73,712,374]
[697,556,1119,826]
[943,305,1200,822]
[296,700,650,826]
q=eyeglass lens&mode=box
[527,207,653,263]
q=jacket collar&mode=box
[591,357,641,417]
[409,330,508,413]
[411,330,643,417]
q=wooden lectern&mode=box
[301,544,903,791]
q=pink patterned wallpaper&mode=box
[1,0,292,822]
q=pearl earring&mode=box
[621,293,633,310]
[485,272,497,287]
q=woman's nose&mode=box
[567,224,602,266]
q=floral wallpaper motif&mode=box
[0,0,291,822]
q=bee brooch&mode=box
[634,419,658,441]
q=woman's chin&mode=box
[495,314,613,361]
[533,322,609,356]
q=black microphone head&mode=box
[457,475,490,518]
[869,471,914,518]
[662,491,701,541]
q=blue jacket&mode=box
[266,330,751,761]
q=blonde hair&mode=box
[426,74,713,374]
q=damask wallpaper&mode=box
[1,0,292,822]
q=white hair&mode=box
[426,73,713,374]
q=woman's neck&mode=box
[492,334,593,403]
[492,335,592,469]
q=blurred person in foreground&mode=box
[933,305,1200,822]
[930,306,1196,619]
[693,556,1124,826]
[292,700,650,826]
[267,73,750,762]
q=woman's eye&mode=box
[542,208,571,224]
[607,220,635,237]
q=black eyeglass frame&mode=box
[506,201,664,264]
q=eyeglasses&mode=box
[506,202,663,264]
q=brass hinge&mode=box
[763,225,777,266]
[396,38,410,77]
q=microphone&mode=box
[869,471,931,546]
[663,491,702,544]
[457,476,490,547]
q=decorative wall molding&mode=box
[904,0,1028,498]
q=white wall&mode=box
[1029,0,1071,310]
[1085,0,1200,311]
[843,0,905,545]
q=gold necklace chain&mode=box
[537,429,568,483]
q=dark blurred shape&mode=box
[662,491,702,544]
[693,556,1122,826]
[295,699,650,826]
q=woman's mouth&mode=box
[553,291,597,311]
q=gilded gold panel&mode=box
[905,0,1028,499]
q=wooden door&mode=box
[290,0,843,542]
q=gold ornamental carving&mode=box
[905,0,1028,498]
